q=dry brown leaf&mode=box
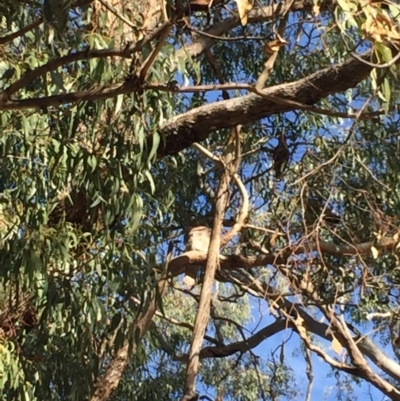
[234,0,253,26]
[270,228,280,247]
[313,4,320,16]
[332,335,343,355]
[371,246,379,259]
[362,9,400,43]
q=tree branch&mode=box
[169,233,400,277]
[327,312,400,400]
[182,164,232,400]
[90,243,173,401]
[195,319,288,359]
[0,20,172,101]
[0,19,43,45]
[233,271,400,385]
[173,0,322,63]
[157,52,375,157]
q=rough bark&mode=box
[182,164,232,400]
[157,54,372,157]
[168,234,400,277]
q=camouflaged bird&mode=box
[184,226,211,288]
[272,131,290,179]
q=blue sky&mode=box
[246,297,393,401]
[168,6,400,398]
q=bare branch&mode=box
[221,126,249,246]
[0,19,43,45]
[195,319,288,359]
[168,233,400,278]
[182,151,233,400]
[351,50,400,69]
[366,312,392,321]
[136,23,173,83]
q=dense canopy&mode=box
[1,0,400,400]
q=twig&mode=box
[97,0,137,29]
[244,224,285,236]
[351,50,400,69]
[136,23,173,83]
[192,142,222,165]
[255,0,292,90]
[0,19,43,45]
[366,311,392,321]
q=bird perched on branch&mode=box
[184,226,211,289]
[306,198,341,226]
[272,131,290,179]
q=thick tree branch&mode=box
[221,126,249,247]
[169,234,400,277]
[327,313,400,400]
[157,52,374,157]
[182,151,233,400]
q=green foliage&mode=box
[1,0,400,401]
